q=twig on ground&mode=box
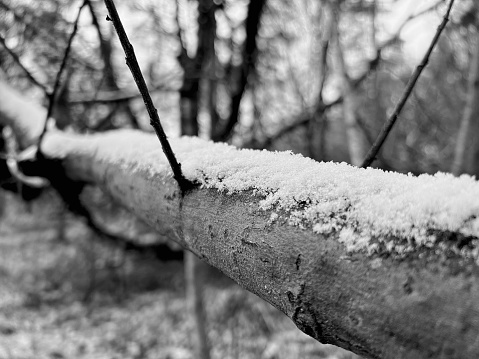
[361,0,456,168]
[103,0,192,192]
[37,0,88,149]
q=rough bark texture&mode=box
[2,82,479,359]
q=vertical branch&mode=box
[368,0,387,167]
[212,0,266,142]
[316,1,333,104]
[103,0,191,192]
[37,0,88,148]
[176,2,215,358]
[361,0,456,168]
[451,31,479,175]
[185,251,211,359]
[87,0,116,89]
[312,2,335,161]
[86,0,140,129]
[369,0,380,117]
[175,0,188,60]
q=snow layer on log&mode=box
[0,81,45,148]
[44,129,479,261]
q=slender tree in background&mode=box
[174,1,266,356]
[175,1,216,357]
[331,1,366,166]
[212,0,266,141]
[86,0,140,130]
[451,28,479,175]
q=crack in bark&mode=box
[295,253,302,270]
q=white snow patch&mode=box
[54,130,479,260]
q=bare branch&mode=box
[258,96,342,149]
[68,85,176,105]
[212,0,266,142]
[348,1,444,91]
[103,0,192,192]
[237,0,438,150]
[0,35,48,94]
[361,0,456,168]
[86,0,140,129]
[175,0,189,62]
[37,0,88,149]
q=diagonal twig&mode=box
[37,0,88,149]
[103,0,192,192]
[0,35,48,94]
[361,0,456,168]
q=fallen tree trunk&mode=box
[2,81,479,359]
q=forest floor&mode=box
[0,190,359,359]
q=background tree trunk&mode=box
[451,30,479,176]
[331,3,366,166]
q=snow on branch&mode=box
[44,129,479,261]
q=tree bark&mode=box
[3,81,479,359]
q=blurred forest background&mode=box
[0,0,477,358]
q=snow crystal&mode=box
[48,130,479,260]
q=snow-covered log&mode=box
[2,81,479,359]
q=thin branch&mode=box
[355,114,395,172]
[258,96,342,149]
[316,7,332,105]
[361,0,456,168]
[87,0,118,91]
[0,35,48,94]
[68,85,176,105]
[345,1,444,92]
[37,0,88,149]
[103,0,192,192]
